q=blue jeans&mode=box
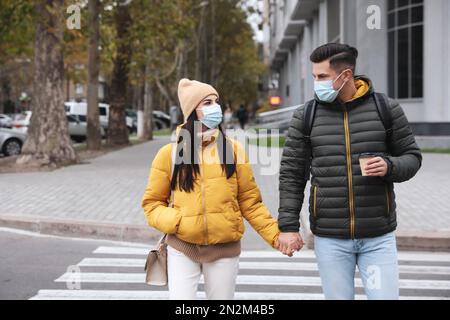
[314,232,399,300]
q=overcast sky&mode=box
[242,0,265,43]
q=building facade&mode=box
[264,0,450,132]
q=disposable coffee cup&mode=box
[359,153,376,176]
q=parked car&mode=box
[71,114,109,133]
[11,111,32,133]
[128,110,171,129]
[66,114,106,143]
[65,101,136,133]
[152,110,171,129]
[0,114,13,128]
[125,109,171,131]
[125,109,138,133]
[8,111,105,143]
[0,128,26,156]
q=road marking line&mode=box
[77,258,450,275]
[54,272,450,290]
[29,289,450,300]
[92,246,450,262]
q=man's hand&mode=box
[277,232,304,257]
[364,157,388,176]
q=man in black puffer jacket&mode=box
[277,43,422,300]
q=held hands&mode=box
[364,157,388,177]
[275,232,304,257]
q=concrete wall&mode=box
[423,0,450,122]
[354,0,388,94]
[269,0,450,127]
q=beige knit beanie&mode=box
[177,78,219,122]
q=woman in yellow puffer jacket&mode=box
[141,78,280,300]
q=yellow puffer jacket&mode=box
[141,131,280,248]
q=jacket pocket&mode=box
[313,185,318,218]
[385,184,391,217]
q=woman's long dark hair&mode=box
[170,111,236,192]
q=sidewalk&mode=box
[0,136,449,250]
[0,137,171,243]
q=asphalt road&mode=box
[0,228,153,300]
[1,227,450,300]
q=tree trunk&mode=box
[195,5,207,80]
[155,79,175,106]
[210,0,216,86]
[137,64,145,139]
[87,0,101,150]
[17,0,77,167]
[66,72,70,102]
[107,4,131,146]
[144,68,153,140]
[142,55,153,140]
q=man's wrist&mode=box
[381,156,393,177]
[380,155,394,182]
[279,228,300,233]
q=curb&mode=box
[302,230,450,252]
[0,214,161,244]
[394,230,450,252]
[0,214,449,251]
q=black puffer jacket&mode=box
[278,76,422,239]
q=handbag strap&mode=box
[156,233,167,250]
[168,142,176,208]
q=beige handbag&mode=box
[144,143,176,286]
[144,233,168,286]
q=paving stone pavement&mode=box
[253,148,450,233]
[0,136,449,233]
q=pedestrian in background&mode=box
[223,104,233,129]
[236,104,248,129]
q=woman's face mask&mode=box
[314,69,350,102]
[199,103,223,129]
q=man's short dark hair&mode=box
[310,43,358,73]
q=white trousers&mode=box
[167,246,240,300]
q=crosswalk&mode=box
[30,246,450,300]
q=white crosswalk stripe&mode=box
[91,246,450,261]
[30,246,450,300]
[29,290,448,300]
[77,258,450,275]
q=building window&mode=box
[327,0,341,43]
[388,0,423,99]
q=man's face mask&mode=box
[314,69,350,102]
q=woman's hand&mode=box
[277,232,304,257]
[274,238,280,250]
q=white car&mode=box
[10,111,104,143]
[11,111,32,133]
[0,128,26,156]
[0,114,13,128]
[66,114,106,142]
[65,101,135,133]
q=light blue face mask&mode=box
[200,103,223,128]
[314,70,349,102]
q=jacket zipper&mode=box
[199,152,209,245]
[343,107,356,239]
[313,185,318,217]
[385,184,390,217]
